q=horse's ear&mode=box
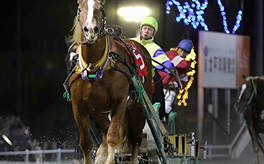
[242,74,247,83]
[242,74,246,80]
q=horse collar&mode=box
[76,35,114,81]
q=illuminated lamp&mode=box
[117,6,150,22]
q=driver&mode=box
[158,39,193,118]
[131,16,175,121]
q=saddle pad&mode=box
[131,45,148,77]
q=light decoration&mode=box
[166,0,209,31]
[166,0,243,34]
[217,0,243,34]
[117,6,150,22]
[176,48,196,106]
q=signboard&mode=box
[198,31,250,88]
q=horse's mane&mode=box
[70,16,82,44]
[245,76,264,82]
[255,76,264,81]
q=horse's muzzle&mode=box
[83,26,99,43]
[234,101,250,113]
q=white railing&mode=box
[206,123,248,159]
[0,148,75,163]
[0,124,248,162]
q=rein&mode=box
[247,77,258,105]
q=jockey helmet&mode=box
[140,17,158,32]
[177,39,193,53]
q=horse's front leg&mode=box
[248,125,260,164]
[95,135,108,164]
[93,114,110,164]
[245,109,260,164]
[105,101,127,164]
[75,115,93,164]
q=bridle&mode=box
[237,77,258,110]
[77,0,106,43]
[246,77,258,106]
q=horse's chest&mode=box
[83,84,116,109]
[71,70,129,112]
[89,89,108,103]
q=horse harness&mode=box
[244,77,264,120]
[63,34,141,101]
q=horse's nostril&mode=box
[94,26,99,34]
[84,26,89,32]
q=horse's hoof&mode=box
[72,159,80,164]
[94,155,107,164]
[72,158,84,164]
[105,159,115,164]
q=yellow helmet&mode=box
[140,17,158,32]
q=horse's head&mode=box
[77,0,106,43]
[234,75,258,113]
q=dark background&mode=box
[0,0,263,148]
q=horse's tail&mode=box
[117,108,132,154]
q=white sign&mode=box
[198,31,250,88]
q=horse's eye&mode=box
[78,8,81,13]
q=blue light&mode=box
[216,0,243,34]
[165,0,209,31]
[166,0,243,34]
[232,10,243,34]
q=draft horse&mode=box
[234,75,264,164]
[66,0,152,164]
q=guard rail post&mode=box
[25,149,29,162]
[208,146,212,159]
[57,148,61,162]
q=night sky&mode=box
[0,0,261,148]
